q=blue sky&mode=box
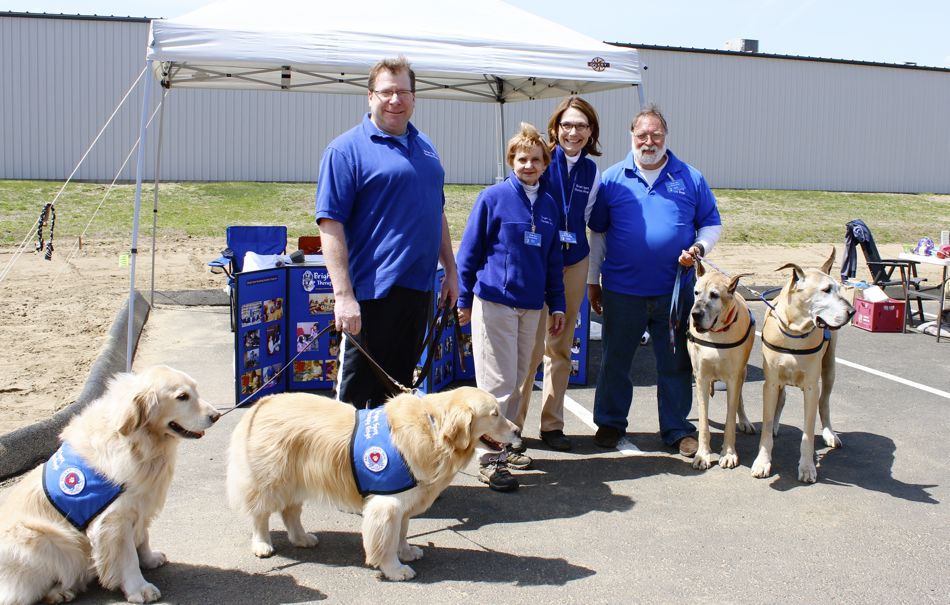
[6,0,949,68]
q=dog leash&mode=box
[215,322,335,417]
[668,263,693,354]
[35,203,56,260]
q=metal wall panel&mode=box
[2,15,949,193]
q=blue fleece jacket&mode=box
[544,146,599,267]
[456,173,565,313]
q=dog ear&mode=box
[695,258,705,277]
[118,382,158,436]
[820,246,836,275]
[440,405,473,451]
[727,272,752,294]
[776,263,803,285]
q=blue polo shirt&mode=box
[543,146,599,267]
[588,150,721,296]
[456,173,565,312]
[315,114,445,301]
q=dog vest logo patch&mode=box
[363,445,388,473]
[59,467,86,496]
[43,442,123,531]
[351,408,416,496]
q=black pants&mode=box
[337,286,432,408]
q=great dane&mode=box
[751,248,855,483]
[687,260,756,470]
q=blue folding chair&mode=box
[208,225,288,331]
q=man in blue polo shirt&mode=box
[316,56,458,408]
[587,104,722,456]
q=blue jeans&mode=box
[593,286,695,445]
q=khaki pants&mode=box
[472,296,541,462]
[516,257,589,433]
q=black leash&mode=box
[36,203,56,260]
[216,322,334,417]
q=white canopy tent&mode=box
[127,0,643,368]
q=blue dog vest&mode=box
[43,442,123,531]
[350,408,416,496]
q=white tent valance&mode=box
[147,0,640,102]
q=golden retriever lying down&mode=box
[0,366,219,605]
[227,387,517,581]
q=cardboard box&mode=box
[851,297,905,332]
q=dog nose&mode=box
[209,410,222,424]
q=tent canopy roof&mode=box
[147,0,640,102]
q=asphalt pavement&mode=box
[3,297,948,604]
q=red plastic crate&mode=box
[851,297,905,332]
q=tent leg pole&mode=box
[495,102,506,183]
[127,60,154,372]
[637,83,646,110]
[150,88,167,308]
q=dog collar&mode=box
[689,310,755,349]
[710,306,739,333]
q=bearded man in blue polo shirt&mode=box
[316,56,458,408]
[586,104,722,457]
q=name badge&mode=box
[559,230,577,244]
[524,231,542,247]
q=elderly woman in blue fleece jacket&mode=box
[456,122,566,493]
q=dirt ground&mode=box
[0,237,927,435]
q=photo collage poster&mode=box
[286,266,339,391]
[416,270,460,394]
[235,268,288,405]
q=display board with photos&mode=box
[234,268,289,404]
[234,263,337,405]
[416,269,589,393]
[533,291,591,386]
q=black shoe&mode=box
[540,429,573,451]
[593,426,623,448]
[478,462,519,492]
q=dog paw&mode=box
[139,549,167,570]
[124,582,161,603]
[798,461,818,483]
[398,543,424,561]
[289,532,319,548]
[822,428,841,449]
[43,585,77,603]
[719,452,740,469]
[251,540,275,558]
[737,419,756,434]
[750,456,772,478]
[380,563,416,581]
[692,452,713,470]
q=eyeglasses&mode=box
[559,121,590,132]
[632,131,666,143]
[372,89,414,101]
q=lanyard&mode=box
[507,177,536,232]
[559,154,579,232]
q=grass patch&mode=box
[2,180,947,247]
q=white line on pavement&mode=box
[539,381,643,455]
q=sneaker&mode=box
[676,435,699,458]
[593,426,623,449]
[509,432,526,454]
[540,429,573,451]
[478,462,518,492]
[503,448,532,470]
[640,330,651,346]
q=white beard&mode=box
[634,141,667,168]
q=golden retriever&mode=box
[0,365,220,605]
[227,386,518,581]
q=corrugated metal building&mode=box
[2,12,949,193]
